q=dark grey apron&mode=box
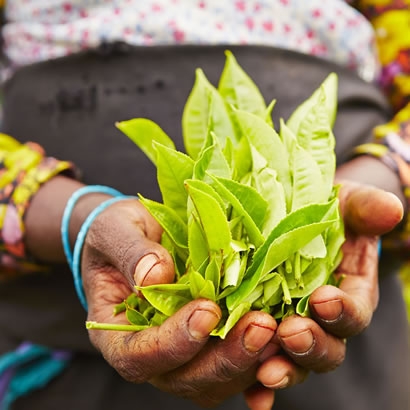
[1,45,409,410]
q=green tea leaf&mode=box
[205,253,222,293]
[259,201,339,277]
[234,109,292,208]
[290,143,328,211]
[193,133,232,183]
[182,68,235,159]
[296,294,311,317]
[211,302,251,339]
[155,142,194,221]
[251,166,287,235]
[218,50,267,119]
[286,72,338,134]
[232,135,253,181]
[262,272,283,306]
[187,213,209,273]
[290,259,329,298]
[116,118,175,165]
[189,270,216,301]
[185,180,232,255]
[209,175,267,246]
[125,304,150,326]
[136,283,192,317]
[222,251,242,289]
[139,195,188,260]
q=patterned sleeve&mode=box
[0,133,77,280]
[351,0,410,255]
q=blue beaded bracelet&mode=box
[61,185,123,270]
[71,195,134,311]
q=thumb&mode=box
[341,184,403,236]
[83,198,176,289]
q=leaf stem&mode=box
[294,252,304,289]
[278,265,292,305]
[86,321,146,332]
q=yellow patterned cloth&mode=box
[0,134,75,279]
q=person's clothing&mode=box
[2,0,378,81]
[0,139,75,280]
[354,0,410,109]
[0,45,409,410]
[0,0,409,409]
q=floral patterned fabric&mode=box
[2,0,378,82]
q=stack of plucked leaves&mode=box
[87,51,345,338]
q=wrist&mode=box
[25,177,118,263]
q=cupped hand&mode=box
[80,198,285,408]
[253,180,403,400]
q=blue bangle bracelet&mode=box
[71,195,135,311]
[61,185,124,270]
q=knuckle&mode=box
[213,352,243,382]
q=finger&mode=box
[256,354,309,389]
[309,235,379,338]
[309,280,377,338]
[84,198,175,288]
[340,183,403,236]
[87,299,221,383]
[277,315,346,373]
[152,311,277,405]
[243,384,275,410]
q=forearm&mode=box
[24,175,118,264]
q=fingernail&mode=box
[281,329,314,354]
[264,376,289,390]
[312,299,343,322]
[244,324,275,353]
[134,254,159,286]
[188,309,221,340]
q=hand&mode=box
[248,180,403,407]
[81,198,285,408]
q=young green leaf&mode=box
[234,109,292,209]
[139,195,189,260]
[185,180,232,256]
[182,68,236,159]
[218,50,267,119]
[209,175,266,247]
[289,143,328,211]
[136,283,192,317]
[189,269,216,301]
[193,133,232,183]
[116,118,175,165]
[286,73,338,134]
[187,213,209,272]
[155,142,194,221]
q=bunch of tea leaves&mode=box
[86,51,345,338]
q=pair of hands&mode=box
[81,179,403,410]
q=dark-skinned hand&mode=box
[245,180,403,410]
